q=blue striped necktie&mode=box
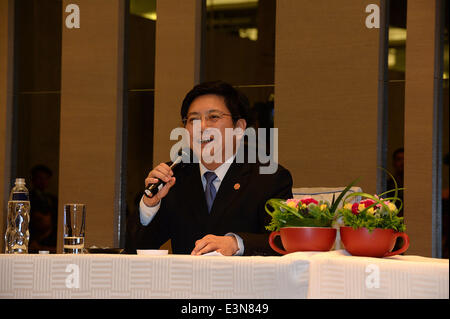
[204,172,217,213]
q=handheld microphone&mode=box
[143,151,186,198]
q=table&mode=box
[0,253,309,299]
[0,250,447,299]
[295,250,449,299]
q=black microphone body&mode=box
[144,155,183,198]
[144,179,165,198]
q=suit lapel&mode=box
[208,160,252,228]
[182,164,210,220]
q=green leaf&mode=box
[329,178,360,214]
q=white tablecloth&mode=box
[290,250,449,299]
[0,250,447,299]
[0,253,309,299]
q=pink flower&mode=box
[360,199,377,208]
[300,198,319,206]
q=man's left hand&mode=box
[191,234,238,256]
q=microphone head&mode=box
[181,149,189,157]
[179,148,191,163]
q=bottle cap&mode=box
[15,178,25,185]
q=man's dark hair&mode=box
[31,164,53,178]
[180,81,250,125]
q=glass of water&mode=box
[64,203,86,254]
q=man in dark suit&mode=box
[132,81,293,256]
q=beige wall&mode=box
[58,0,125,251]
[275,0,381,195]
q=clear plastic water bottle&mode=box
[4,178,31,253]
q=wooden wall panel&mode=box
[58,0,125,251]
[275,0,381,195]
[404,0,440,257]
[153,0,202,166]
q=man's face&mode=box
[184,94,246,166]
[32,171,51,191]
[393,152,404,174]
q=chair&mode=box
[291,186,363,250]
[292,187,362,206]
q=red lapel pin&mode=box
[234,183,240,190]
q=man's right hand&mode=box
[142,163,176,207]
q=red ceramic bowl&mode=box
[340,226,409,258]
[269,227,337,255]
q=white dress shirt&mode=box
[139,155,244,255]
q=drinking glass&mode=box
[63,203,86,254]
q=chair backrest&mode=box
[292,186,362,207]
[291,186,363,250]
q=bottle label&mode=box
[12,192,29,201]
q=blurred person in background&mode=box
[28,165,58,253]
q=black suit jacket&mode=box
[131,157,293,256]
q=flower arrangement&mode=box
[338,194,405,232]
[337,172,405,232]
[265,180,357,231]
[265,198,335,231]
